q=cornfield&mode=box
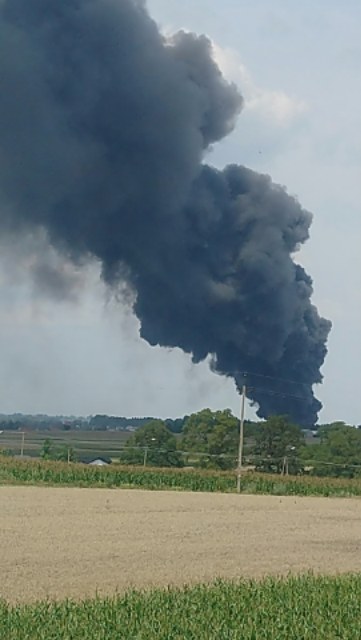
[1,574,361,639]
[2,455,361,497]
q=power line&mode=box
[246,385,310,401]
[232,370,314,389]
[9,438,361,473]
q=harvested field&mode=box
[1,486,361,603]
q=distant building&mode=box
[88,458,111,466]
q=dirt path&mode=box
[1,486,361,602]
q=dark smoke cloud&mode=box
[0,0,331,425]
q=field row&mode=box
[0,429,131,460]
[2,455,361,497]
[1,574,361,639]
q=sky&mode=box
[0,0,360,424]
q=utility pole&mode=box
[236,385,246,493]
[20,431,25,457]
[143,438,156,467]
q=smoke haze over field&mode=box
[0,0,331,425]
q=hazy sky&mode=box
[0,0,360,423]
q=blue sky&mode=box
[0,0,359,424]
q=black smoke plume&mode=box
[0,0,331,425]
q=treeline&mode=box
[0,414,188,432]
[83,415,190,432]
[2,410,361,480]
[87,415,188,433]
[0,414,86,430]
[88,415,155,430]
[118,410,361,479]
[303,422,361,477]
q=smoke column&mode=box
[0,0,331,425]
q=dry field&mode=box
[1,486,361,603]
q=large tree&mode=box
[181,409,239,469]
[302,422,361,478]
[120,420,183,468]
[254,415,304,474]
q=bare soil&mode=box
[1,486,361,603]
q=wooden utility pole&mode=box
[236,385,246,493]
[20,431,25,457]
[143,438,155,467]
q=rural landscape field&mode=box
[0,428,132,461]
[2,483,361,638]
[2,486,361,603]
[0,0,359,635]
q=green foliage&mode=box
[40,439,77,463]
[120,420,183,468]
[254,416,304,474]
[56,445,77,463]
[40,438,54,460]
[89,415,155,430]
[302,423,361,478]
[5,455,361,498]
[317,421,352,440]
[243,419,263,440]
[181,409,239,469]
[164,417,188,433]
[0,420,23,431]
[2,574,361,639]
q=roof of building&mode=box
[88,458,110,466]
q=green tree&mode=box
[302,423,361,478]
[57,445,77,463]
[243,420,263,440]
[120,420,183,468]
[316,421,349,440]
[254,415,304,475]
[165,417,188,434]
[181,409,239,469]
[41,438,54,460]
